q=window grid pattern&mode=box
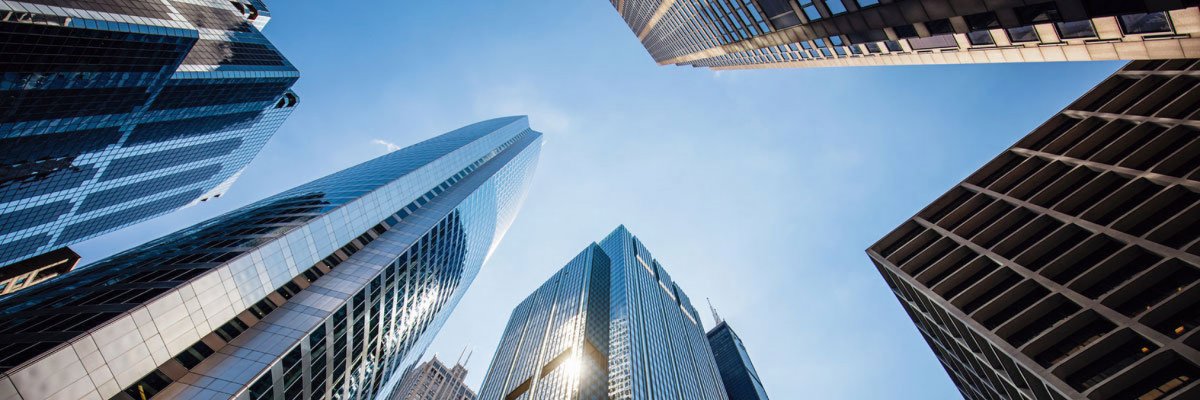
[0,118,542,400]
[479,227,727,400]
[610,0,1200,69]
[868,60,1200,400]
[0,0,299,274]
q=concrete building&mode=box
[607,1,1200,69]
[868,58,1200,400]
[388,355,477,400]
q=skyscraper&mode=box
[0,0,301,275]
[707,318,769,400]
[868,59,1200,400]
[387,355,477,400]
[478,226,728,400]
[0,116,542,400]
[608,1,1200,69]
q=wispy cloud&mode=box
[372,139,402,152]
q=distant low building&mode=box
[389,355,477,400]
[0,247,79,295]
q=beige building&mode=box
[609,1,1200,69]
[869,58,1200,400]
[388,355,477,400]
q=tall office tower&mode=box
[0,117,542,400]
[0,0,301,277]
[387,355,477,400]
[868,59,1200,400]
[706,318,770,400]
[608,1,1200,69]
[479,226,728,400]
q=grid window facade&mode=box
[0,0,300,275]
[610,1,1200,70]
[868,60,1200,400]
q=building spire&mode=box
[456,346,473,366]
[707,297,722,325]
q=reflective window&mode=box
[1119,12,1173,35]
[1007,26,1040,43]
[856,0,879,6]
[968,31,995,45]
[797,1,822,20]
[824,0,846,15]
[1055,20,1097,39]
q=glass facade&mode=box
[0,116,542,400]
[706,322,769,400]
[0,0,300,273]
[479,226,727,400]
[607,0,1200,69]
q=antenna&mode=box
[707,298,723,325]
[456,347,468,365]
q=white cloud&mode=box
[372,139,402,152]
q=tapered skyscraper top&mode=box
[0,116,542,400]
[608,1,1200,69]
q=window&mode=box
[824,0,846,15]
[1056,20,1097,39]
[965,12,1001,31]
[1007,26,1040,42]
[925,19,954,35]
[893,24,919,39]
[968,31,995,45]
[798,1,822,20]
[1119,12,1173,35]
[856,0,879,6]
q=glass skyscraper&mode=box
[707,321,769,400]
[0,116,542,400]
[0,0,300,274]
[478,226,728,400]
[607,1,1200,69]
[869,59,1200,400]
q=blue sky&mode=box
[74,1,1126,398]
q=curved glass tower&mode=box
[0,116,542,400]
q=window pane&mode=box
[1119,12,1172,35]
[857,0,879,6]
[1056,20,1097,39]
[824,0,846,14]
[802,4,821,20]
[968,31,995,45]
[1007,26,1040,42]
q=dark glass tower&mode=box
[479,226,728,400]
[707,321,769,400]
[607,0,1200,69]
[0,117,542,400]
[869,59,1200,400]
[0,0,300,274]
